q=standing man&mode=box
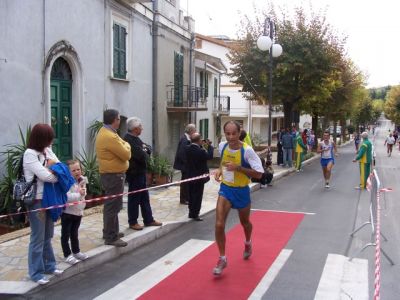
[173,123,196,205]
[281,129,293,168]
[124,117,162,230]
[294,131,307,172]
[352,131,372,189]
[213,121,264,276]
[96,109,131,247]
[186,133,214,221]
[317,131,337,188]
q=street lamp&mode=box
[257,18,282,147]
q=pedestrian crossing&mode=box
[95,239,368,300]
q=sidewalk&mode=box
[0,152,312,295]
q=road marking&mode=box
[314,254,368,300]
[251,208,316,215]
[94,239,212,300]
[248,249,293,299]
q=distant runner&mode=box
[317,131,337,188]
[384,132,395,157]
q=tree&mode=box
[384,85,400,124]
[229,5,349,128]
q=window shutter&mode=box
[113,22,127,79]
[205,73,209,97]
[214,78,218,97]
[205,119,209,139]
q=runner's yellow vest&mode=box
[221,143,251,187]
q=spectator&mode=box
[124,117,162,230]
[61,160,88,265]
[354,133,361,153]
[277,128,284,166]
[281,129,293,168]
[307,129,315,151]
[185,133,214,221]
[173,123,196,205]
[23,123,63,285]
[95,109,131,247]
[352,132,372,189]
[294,131,307,172]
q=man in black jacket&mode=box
[185,133,214,221]
[124,117,162,231]
[173,123,196,205]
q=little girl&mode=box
[61,160,88,265]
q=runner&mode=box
[317,131,337,188]
[212,121,264,276]
[384,132,395,157]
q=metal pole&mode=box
[268,19,273,147]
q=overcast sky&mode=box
[182,0,400,88]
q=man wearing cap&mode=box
[352,131,372,189]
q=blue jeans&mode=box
[283,148,293,167]
[27,201,56,281]
[127,173,154,225]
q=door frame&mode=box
[43,40,86,156]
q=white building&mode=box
[194,34,285,145]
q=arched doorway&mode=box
[50,57,72,162]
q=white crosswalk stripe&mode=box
[314,254,369,300]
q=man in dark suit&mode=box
[186,133,214,221]
[173,124,196,205]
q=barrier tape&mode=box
[0,172,213,220]
[373,187,392,300]
[374,189,382,300]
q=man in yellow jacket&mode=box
[96,109,131,247]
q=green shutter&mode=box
[205,73,209,97]
[113,23,127,79]
[174,51,184,105]
[214,78,218,97]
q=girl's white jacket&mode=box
[64,176,87,216]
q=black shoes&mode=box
[189,216,203,221]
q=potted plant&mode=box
[152,155,173,186]
[0,125,31,232]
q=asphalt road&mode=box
[7,119,400,300]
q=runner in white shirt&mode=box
[317,131,337,188]
[384,133,395,157]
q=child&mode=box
[61,160,88,265]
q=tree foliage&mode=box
[384,85,400,124]
[229,4,365,128]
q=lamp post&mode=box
[257,18,282,147]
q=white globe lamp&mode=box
[256,36,272,51]
[272,44,283,57]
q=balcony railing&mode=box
[166,85,208,112]
[212,95,230,115]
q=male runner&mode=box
[213,121,263,276]
[317,131,337,188]
[384,132,395,157]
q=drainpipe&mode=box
[152,0,158,151]
[188,33,194,124]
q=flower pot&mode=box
[146,172,154,187]
[154,174,169,186]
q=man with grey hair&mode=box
[124,117,162,230]
[352,131,372,189]
[174,123,196,205]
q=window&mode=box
[214,77,218,97]
[200,119,209,139]
[174,51,184,105]
[113,22,127,79]
[200,71,209,97]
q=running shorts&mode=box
[219,183,251,209]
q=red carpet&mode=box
[138,211,304,300]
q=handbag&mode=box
[13,154,42,207]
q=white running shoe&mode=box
[73,252,88,261]
[213,257,227,275]
[65,254,80,265]
[37,277,49,285]
[52,269,64,276]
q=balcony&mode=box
[166,85,208,112]
[212,95,230,115]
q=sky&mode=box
[181,0,400,88]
